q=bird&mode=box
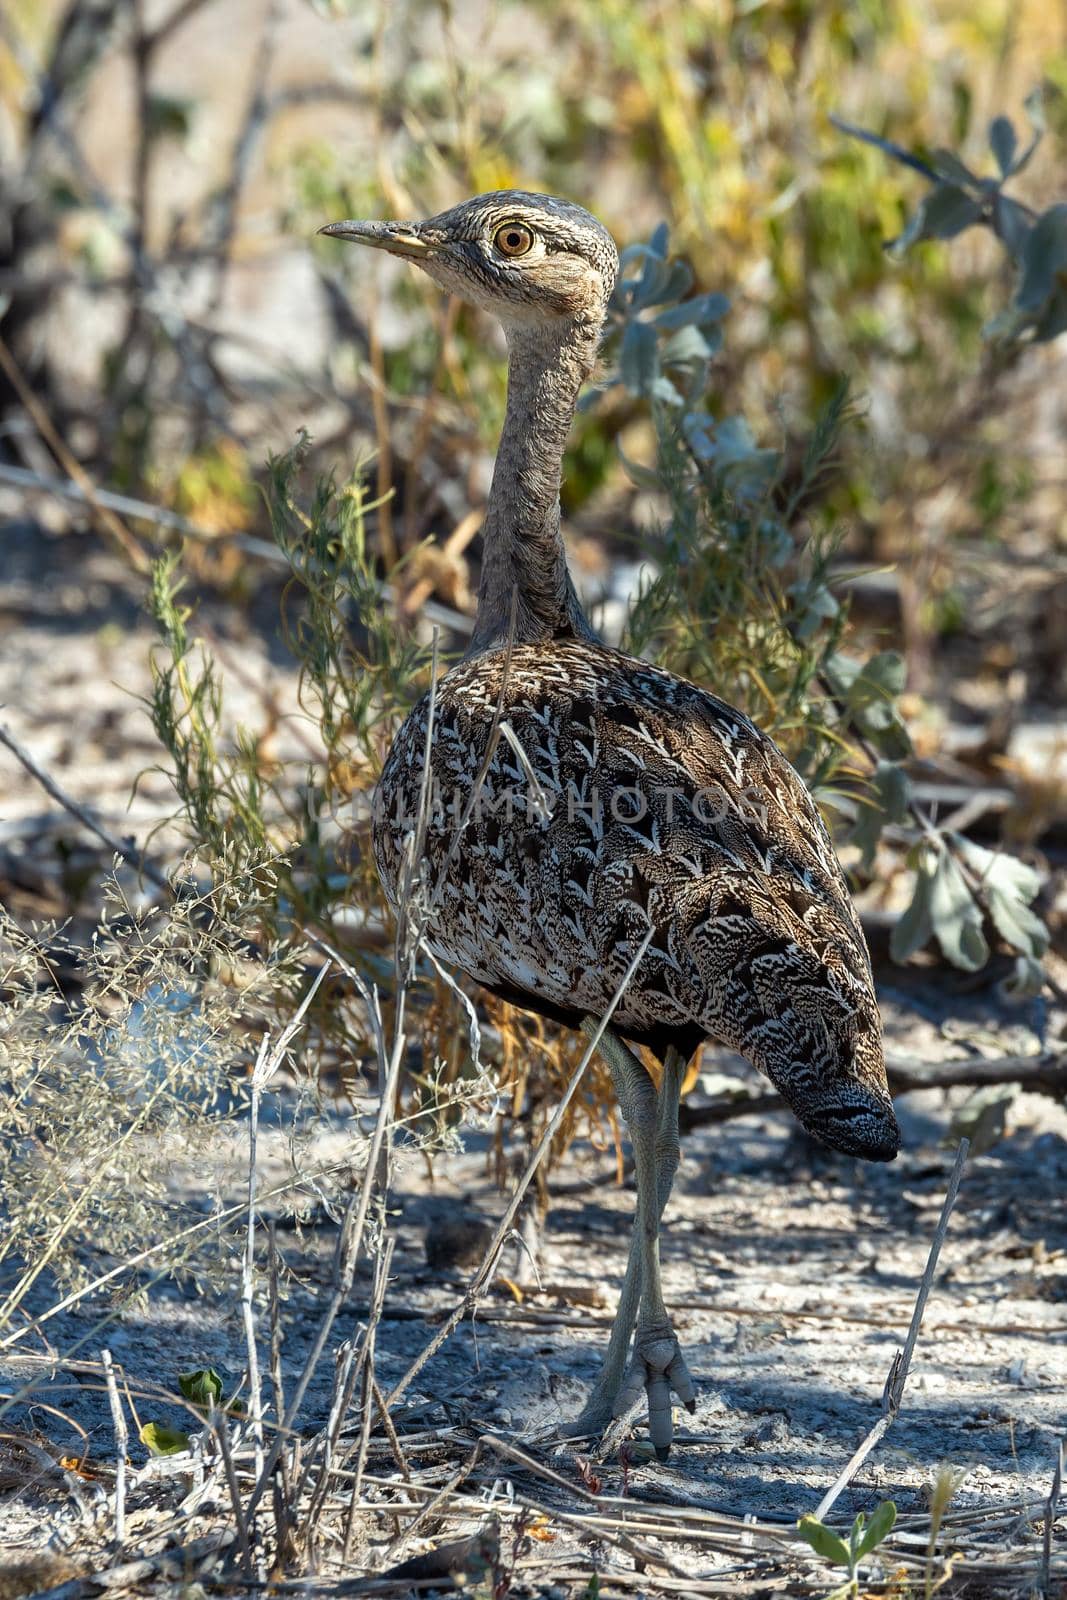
[320,191,901,1461]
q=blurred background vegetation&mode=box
[2,0,1067,1279]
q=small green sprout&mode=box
[139,1421,192,1457]
[797,1501,897,1598]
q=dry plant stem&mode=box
[211,1403,253,1576]
[299,1339,356,1539]
[0,1158,352,1353]
[813,1136,970,1524]
[1041,1438,1064,1597]
[387,1443,484,1557]
[30,1532,238,1600]
[242,1193,361,1528]
[0,462,474,634]
[100,1349,127,1547]
[243,965,333,1525]
[384,927,656,1414]
[370,1372,411,1481]
[340,1238,395,1561]
[0,334,149,572]
[0,722,171,895]
[244,1038,271,1502]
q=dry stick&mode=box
[385,1443,484,1557]
[0,722,172,895]
[383,927,656,1415]
[100,1349,127,1547]
[266,1220,292,1521]
[370,1373,411,1482]
[212,1402,253,1576]
[27,1531,238,1600]
[0,462,474,636]
[0,334,149,572]
[1041,1437,1064,1597]
[242,1193,362,1530]
[341,1238,396,1562]
[240,967,331,1576]
[813,1137,970,1525]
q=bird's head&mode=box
[763,982,901,1163]
[319,190,619,330]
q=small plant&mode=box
[835,92,1067,346]
[797,1501,898,1598]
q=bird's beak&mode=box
[317,219,433,259]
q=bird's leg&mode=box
[612,1041,695,1458]
[559,1029,694,1456]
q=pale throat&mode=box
[466,311,604,657]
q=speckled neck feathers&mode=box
[467,312,603,657]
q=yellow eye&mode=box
[493,222,534,257]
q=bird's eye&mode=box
[493,222,534,257]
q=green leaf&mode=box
[654,291,731,330]
[993,195,1032,260]
[797,1515,851,1567]
[929,846,988,972]
[952,836,1049,960]
[989,116,1017,177]
[1035,284,1067,343]
[619,321,659,395]
[140,1422,192,1457]
[930,148,980,189]
[179,1366,225,1410]
[891,845,936,964]
[890,183,983,256]
[1015,205,1067,312]
[853,761,910,871]
[855,1499,897,1558]
[146,93,195,143]
[858,650,906,698]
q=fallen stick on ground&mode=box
[812,1136,970,1524]
[0,721,172,895]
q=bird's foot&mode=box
[556,1322,695,1462]
[614,1320,695,1461]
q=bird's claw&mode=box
[613,1322,695,1460]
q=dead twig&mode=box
[0,722,172,896]
[1041,1437,1064,1598]
[813,1137,970,1522]
[100,1349,127,1547]
[0,334,148,572]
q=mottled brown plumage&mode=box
[323,191,899,1459]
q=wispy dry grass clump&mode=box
[0,865,302,1330]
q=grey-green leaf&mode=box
[797,1516,851,1567]
[989,116,1017,177]
[654,291,731,330]
[856,1500,897,1558]
[929,847,988,972]
[923,184,984,240]
[993,195,1032,260]
[619,320,660,395]
[1015,205,1067,312]
[891,850,936,964]
[930,148,979,189]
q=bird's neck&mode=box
[466,312,602,657]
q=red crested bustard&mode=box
[321,193,900,1460]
